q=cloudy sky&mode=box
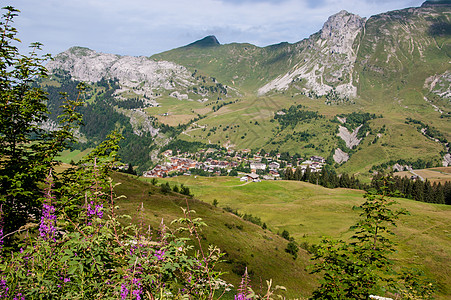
[10,0,425,57]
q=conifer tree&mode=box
[310,178,409,299]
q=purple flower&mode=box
[13,293,24,300]
[154,249,165,261]
[87,201,103,225]
[39,203,57,241]
[235,295,252,300]
[0,278,9,299]
[64,278,71,283]
[0,205,4,251]
[0,225,3,252]
[39,170,57,241]
[121,283,129,300]
[235,267,251,300]
[131,278,142,300]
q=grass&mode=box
[112,172,318,299]
[395,167,451,184]
[57,148,92,164]
[153,175,451,298]
[144,4,451,179]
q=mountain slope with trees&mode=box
[44,1,451,178]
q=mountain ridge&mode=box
[44,2,451,176]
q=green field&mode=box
[148,175,451,298]
[112,173,318,299]
[57,148,92,164]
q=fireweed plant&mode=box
[0,132,286,299]
[0,128,235,299]
[0,7,288,299]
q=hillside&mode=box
[111,172,317,299]
[158,175,451,299]
[110,171,451,299]
[45,1,451,178]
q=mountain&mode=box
[44,1,450,177]
[185,35,221,48]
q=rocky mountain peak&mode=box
[321,10,365,41]
[46,47,195,90]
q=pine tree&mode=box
[413,179,424,202]
[284,167,294,180]
[310,178,408,299]
[294,167,303,181]
[433,183,445,204]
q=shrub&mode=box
[160,182,172,194]
[285,241,299,259]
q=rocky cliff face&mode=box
[425,71,451,100]
[46,47,199,99]
[258,10,365,99]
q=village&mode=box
[143,148,326,182]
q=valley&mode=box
[1,1,451,299]
[108,172,451,298]
[45,1,450,182]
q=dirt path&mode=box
[224,180,253,187]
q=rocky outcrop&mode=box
[393,163,413,172]
[338,125,362,149]
[443,153,451,167]
[46,47,197,95]
[333,148,349,164]
[170,91,189,100]
[258,10,365,99]
[424,71,451,100]
[116,107,160,137]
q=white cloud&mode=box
[10,0,425,57]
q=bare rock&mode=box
[443,153,451,167]
[338,125,362,149]
[333,148,349,164]
[258,10,365,99]
[46,47,195,93]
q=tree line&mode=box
[284,166,451,205]
[371,173,451,205]
[284,166,365,190]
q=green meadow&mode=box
[148,175,451,298]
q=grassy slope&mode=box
[112,172,317,299]
[152,42,301,94]
[158,175,451,298]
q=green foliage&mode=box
[281,230,291,241]
[43,75,155,173]
[274,105,322,129]
[285,241,298,259]
[0,7,84,236]
[309,178,427,299]
[371,172,450,205]
[1,163,226,299]
[161,139,224,155]
[180,184,192,197]
[242,213,262,227]
[160,182,172,194]
[405,118,449,146]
